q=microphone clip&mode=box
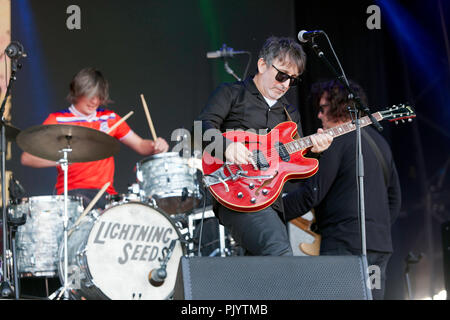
[149,239,177,287]
[206,43,247,59]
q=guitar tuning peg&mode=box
[402,119,405,123]
[408,118,413,122]
[395,121,398,125]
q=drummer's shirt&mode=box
[43,105,132,195]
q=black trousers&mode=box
[217,205,293,256]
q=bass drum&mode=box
[60,202,184,300]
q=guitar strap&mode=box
[283,107,300,140]
[361,129,389,187]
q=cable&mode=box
[242,52,252,80]
[196,188,207,257]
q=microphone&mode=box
[207,44,247,59]
[148,239,177,286]
[148,267,167,287]
[9,174,26,200]
[4,41,27,59]
[297,30,324,43]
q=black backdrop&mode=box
[7,0,450,300]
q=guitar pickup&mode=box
[252,149,270,171]
[274,142,290,162]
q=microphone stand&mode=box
[310,38,383,132]
[0,56,21,299]
[215,44,252,82]
[223,57,241,81]
[308,37,381,299]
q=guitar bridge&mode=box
[203,163,275,192]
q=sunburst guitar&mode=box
[202,104,415,212]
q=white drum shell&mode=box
[136,152,201,214]
[61,202,184,300]
[10,195,83,277]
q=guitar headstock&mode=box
[380,104,416,124]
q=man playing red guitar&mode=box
[197,36,333,256]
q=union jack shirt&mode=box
[43,105,132,195]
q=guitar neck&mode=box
[285,112,383,153]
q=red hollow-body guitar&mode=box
[202,105,415,212]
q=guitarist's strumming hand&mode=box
[310,128,333,154]
[225,142,254,165]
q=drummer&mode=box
[21,67,169,209]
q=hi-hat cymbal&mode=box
[16,124,120,163]
[1,121,21,142]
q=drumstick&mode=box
[69,182,110,236]
[140,94,158,141]
[106,111,134,134]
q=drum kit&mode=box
[0,122,235,300]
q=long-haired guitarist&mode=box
[197,36,333,256]
[283,79,402,299]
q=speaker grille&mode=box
[174,256,371,300]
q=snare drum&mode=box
[60,201,184,300]
[9,195,83,277]
[136,152,202,214]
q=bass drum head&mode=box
[84,202,184,300]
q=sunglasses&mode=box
[318,103,330,114]
[272,65,300,87]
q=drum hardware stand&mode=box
[48,140,73,300]
[187,207,228,257]
[0,42,24,299]
[149,239,178,287]
[6,211,26,300]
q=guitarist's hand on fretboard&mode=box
[310,128,334,154]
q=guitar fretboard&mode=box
[284,112,383,154]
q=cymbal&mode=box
[1,122,21,141]
[16,124,120,163]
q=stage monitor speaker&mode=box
[173,256,372,300]
[442,221,450,298]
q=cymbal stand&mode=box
[48,139,72,300]
[7,214,26,300]
[0,52,20,299]
[0,121,13,298]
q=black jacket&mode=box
[283,126,401,253]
